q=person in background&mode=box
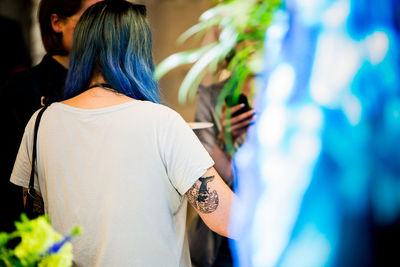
[0,0,101,232]
[189,74,256,267]
[10,1,235,266]
[0,15,31,86]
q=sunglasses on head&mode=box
[105,0,147,16]
[133,4,146,16]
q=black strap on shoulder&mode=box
[28,104,49,190]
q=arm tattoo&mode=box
[186,175,219,214]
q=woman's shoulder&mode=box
[21,106,48,135]
[0,58,52,97]
[137,101,186,126]
[1,68,36,93]
[139,101,180,116]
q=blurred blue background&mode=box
[231,0,400,266]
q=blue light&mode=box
[230,0,400,266]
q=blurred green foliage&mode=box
[155,0,282,107]
[0,214,80,267]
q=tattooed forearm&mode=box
[186,175,219,214]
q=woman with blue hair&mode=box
[10,1,234,266]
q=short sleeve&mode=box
[161,110,214,195]
[10,111,39,191]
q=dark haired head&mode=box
[104,0,146,16]
[38,0,82,55]
[64,0,159,103]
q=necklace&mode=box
[88,83,119,93]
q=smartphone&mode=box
[225,93,252,117]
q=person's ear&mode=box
[50,14,64,33]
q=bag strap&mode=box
[28,104,49,190]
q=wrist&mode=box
[216,134,235,158]
[216,136,226,151]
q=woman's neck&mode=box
[89,75,108,87]
[52,55,69,69]
[61,80,134,109]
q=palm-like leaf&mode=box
[155,0,282,105]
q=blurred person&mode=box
[0,0,101,232]
[0,15,31,86]
[10,1,235,266]
[189,75,256,267]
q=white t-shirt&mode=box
[11,100,214,267]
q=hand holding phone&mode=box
[225,93,252,117]
[219,93,255,144]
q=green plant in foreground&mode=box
[0,214,80,267]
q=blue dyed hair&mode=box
[64,0,160,103]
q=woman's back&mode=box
[11,2,235,265]
[11,99,213,266]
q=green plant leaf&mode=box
[177,30,238,103]
[154,44,215,80]
[177,18,220,44]
[155,0,282,105]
